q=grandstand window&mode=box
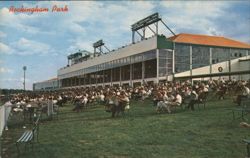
[96,71,103,83]
[71,77,75,86]
[159,49,172,76]
[90,73,96,84]
[112,67,120,82]
[192,45,209,69]
[133,54,143,63]
[80,76,84,85]
[175,44,190,73]
[212,47,230,63]
[104,69,111,83]
[62,79,66,87]
[159,58,167,66]
[126,57,131,64]
[113,60,117,68]
[144,59,156,78]
[121,65,130,81]
[76,77,80,86]
[85,74,90,85]
[230,48,247,59]
[144,50,156,61]
[132,62,142,79]
[159,68,167,77]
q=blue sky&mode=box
[0,1,250,90]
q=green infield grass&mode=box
[1,98,249,158]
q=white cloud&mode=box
[0,67,13,73]
[11,38,54,55]
[66,38,93,54]
[14,38,50,55]
[67,23,86,34]
[161,1,228,18]
[62,1,156,52]
[0,2,96,35]
[0,42,13,54]
[61,1,249,53]
[0,7,48,34]
[159,1,231,35]
[1,1,249,47]
[0,37,56,56]
[1,1,156,49]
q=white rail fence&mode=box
[0,102,12,137]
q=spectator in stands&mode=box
[187,88,198,111]
[217,84,227,100]
[156,91,172,113]
[166,92,182,114]
[153,91,163,106]
[236,84,250,106]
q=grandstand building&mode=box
[57,33,250,89]
[33,78,58,91]
[34,13,250,90]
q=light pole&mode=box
[23,66,27,91]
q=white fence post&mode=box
[0,102,12,158]
[0,106,5,137]
[0,103,12,136]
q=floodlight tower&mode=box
[23,66,27,91]
[131,12,176,43]
[93,39,110,56]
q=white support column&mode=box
[111,69,113,86]
[156,49,159,84]
[95,73,98,87]
[130,64,132,87]
[229,48,232,80]
[59,79,62,88]
[119,67,122,86]
[190,45,193,84]
[155,22,158,35]
[102,70,104,87]
[172,42,175,82]
[132,31,135,44]
[172,50,175,74]
[142,61,145,84]
[209,47,212,80]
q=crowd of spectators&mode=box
[5,78,250,117]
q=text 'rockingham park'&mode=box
[9,5,68,14]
